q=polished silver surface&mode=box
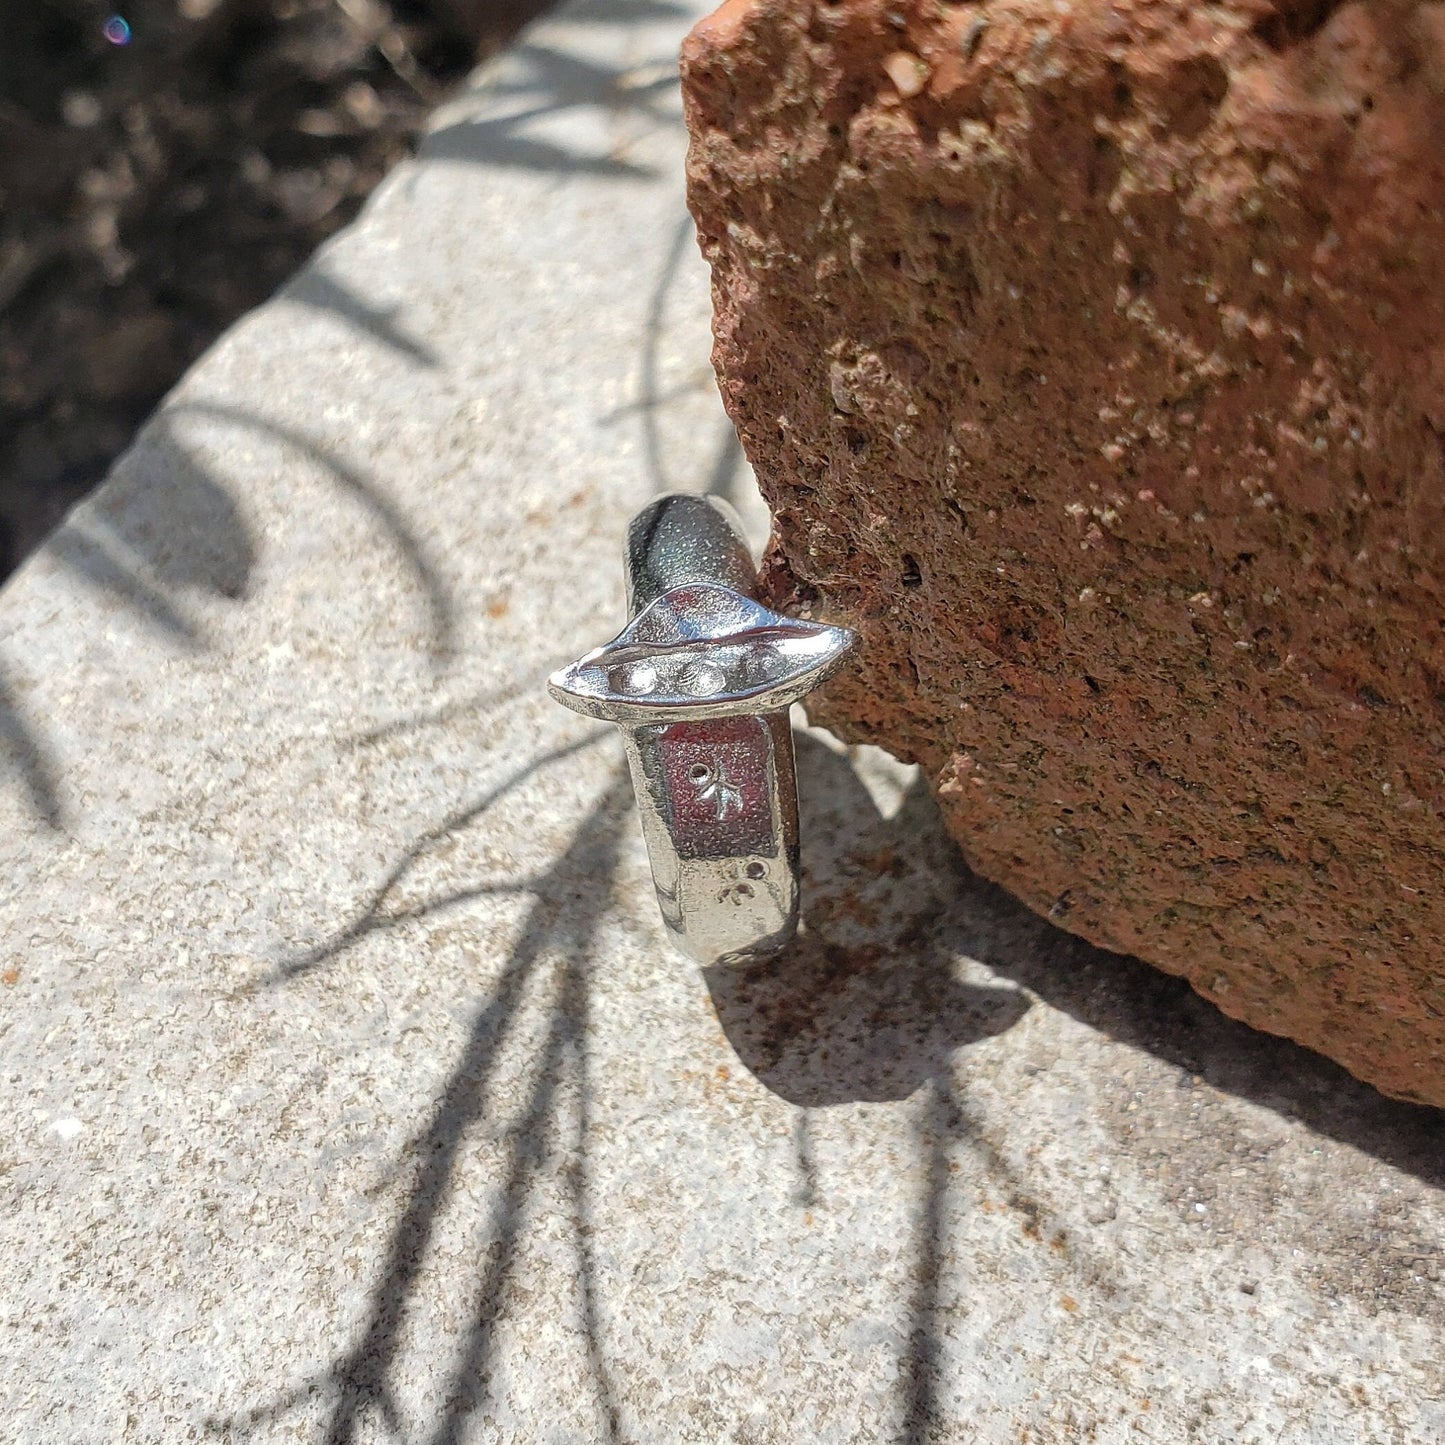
[549,494,856,964]
[624,493,757,614]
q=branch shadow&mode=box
[707,735,1442,1442]
[340,674,541,749]
[0,664,62,829]
[170,400,456,663]
[284,270,440,369]
[601,211,743,505]
[545,0,690,20]
[425,116,656,178]
[932,834,1445,1190]
[213,757,634,1443]
[419,766,629,1444]
[423,6,688,182]
[898,1071,953,1445]
[716,735,1442,1178]
[270,728,607,984]
[0,416,258,827]
[638,216,695,494]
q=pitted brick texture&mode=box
[682,0,1445,1104]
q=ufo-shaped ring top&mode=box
[547,582,856,726]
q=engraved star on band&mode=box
[548,494,857,965]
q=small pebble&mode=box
[62,91,102,128]
[883,51,929,99]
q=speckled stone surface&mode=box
[0,3,1440,1441]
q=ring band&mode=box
[549,494,856,964]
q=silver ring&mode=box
[549,494,856,964]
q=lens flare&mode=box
[102,15,132,45]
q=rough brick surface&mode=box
[682,0,1445,1104]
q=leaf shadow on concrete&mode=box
[749,739,1443,1184]
[0,391,463,827]
[598,211,746,510]
[207,719,1442,1443]
[424,0,689,181]
[715,737,1443,1441]
[284,269,442,368]
[171,400,457,662]
[211,755,634,1444]
[0,417,258,829]
[0,666,63,829]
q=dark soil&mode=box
[0,0,547,578]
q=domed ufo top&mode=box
[548,582,857,725]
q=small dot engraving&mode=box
[719,880,756,906]
[689,758,743,819]
[678,658,727,697]
[614,661,658,695]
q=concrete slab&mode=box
[0,2,1440,1441]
